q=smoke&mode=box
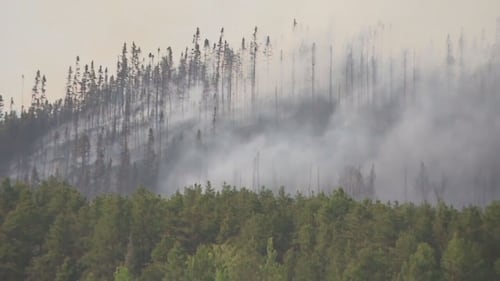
[5,20,499,206]
[156,46,500,207]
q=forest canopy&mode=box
[0,178,500,281]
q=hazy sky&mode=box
[1,0,498,107]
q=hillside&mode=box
[0,24,500,205]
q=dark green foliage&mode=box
[0,179,499,280]
[398,242,438,281]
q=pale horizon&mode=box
[1,0,498,108]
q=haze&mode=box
[1,0,498,106]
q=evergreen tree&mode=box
[0,189,44,281]
[82,196,130,280]
[141,128,157,188]
[27,213,78,281]
[31,70,41,112]
[73,56,81,110]
[399,242,438,281]
[93,130,106,195]
[164,241,187,281]
[261,238,284,281]
[190,27,202,86]
[366,164,376,199]
[41,74,47,109]
[250,26,258,106]
[185,245,216,281]
[77,133,91,187]
[0,94,4,122]
[117,137,131,193]
[441,233,486,281]
[0,180,499,280]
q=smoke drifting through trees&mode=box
[0,21,499,205]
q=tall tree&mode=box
[250,26,258,107]
[399,242,439,281]
[93,130,106,195]
[77,133,91,188]
[329,45,333,104]
[415,162,431,203]
[31,70,41,112]
[164,242,187,281]
[446,34,455,91]
[190,27,202,86]
[441,233,486,281]
[366,164,376,199]
[142,128,157,188]
[311,42,316,98]
[0,94,4,122]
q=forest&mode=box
[1,0,500,278]
[0,21,499,204]
[0,178,500,280]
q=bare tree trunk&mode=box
[329,45,333,104]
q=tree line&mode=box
[0,178,500,280]
[0,25,274,196]
[0,22,498,199]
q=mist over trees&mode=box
[0,21,499,205]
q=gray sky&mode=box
[1,0,498,107]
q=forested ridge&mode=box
[0,22,499,204]
[0,25,296,196]
[0,22,499,280]
[1,178,500,280]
